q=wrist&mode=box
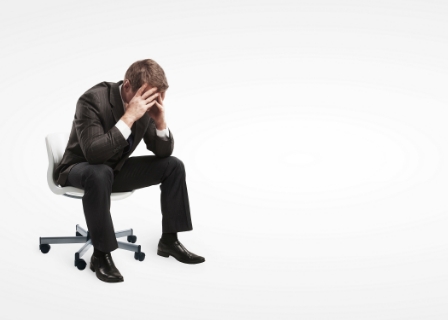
[155,121,167,130]
[120,115,135,129]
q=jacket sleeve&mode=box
[143,117,174,157]
[74,91,129,164]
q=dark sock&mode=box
[161,232,178,244]
[94,248,109,257]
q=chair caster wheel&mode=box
[75,259,86,270]
[127,235,137,243]
[40,244,51,254]
[134,252,145,261]
[76,231,83,236]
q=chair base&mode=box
[39,224,145,270]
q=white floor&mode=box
[1,1,448,319]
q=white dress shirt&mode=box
[115,84,170,141]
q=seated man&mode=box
[54,59,205,283]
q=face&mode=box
[122,79,165,104]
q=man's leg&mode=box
[112,155,204,264]
[112,155,193,233]
[66,162,118,252]
[65,162,124,282]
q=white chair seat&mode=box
[62,188,133,201]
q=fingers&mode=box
[135,83,148,96]
[141,86,158,100]
[145,100,157,111]
[146,99,163,112]
[144,92,159,105]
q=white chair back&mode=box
[45,132,133,200]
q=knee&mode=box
[163,156,185,179]
[85,165,114,186]
[168,156,185,171]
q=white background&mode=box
[1,0,447,319]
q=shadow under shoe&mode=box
[90,253,124,283]
[157,240,205,264]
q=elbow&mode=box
[148,147,173,158]
[152,150,172,158]
[85,153,101,165]
[146,138,174,158]
[159,150,173,158]
[84,145,102,164]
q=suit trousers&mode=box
[65,155,193,253]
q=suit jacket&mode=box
[54,80,174,187]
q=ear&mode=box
[123,79,131,90]
[161,91,166,101]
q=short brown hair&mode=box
[124,59,169,92]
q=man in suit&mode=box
[54,59,205,283]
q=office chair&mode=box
[40,132,146,271]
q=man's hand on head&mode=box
[121,83,159,128]
[147,92,167,130]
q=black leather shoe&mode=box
[157,240,205,264]
[90,253,124,283]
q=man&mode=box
[54,59,205,283]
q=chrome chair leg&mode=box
[39,224,146,270]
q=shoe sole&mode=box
[90,263,124,283]
[157,250,205,264]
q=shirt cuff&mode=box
[156,126,170,141]
[115,119,132,140]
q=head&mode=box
[121,59,169,104]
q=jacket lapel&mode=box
[110,81,149,154]
[110,80,125,123]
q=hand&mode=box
[122,83,159,125]
[147,92,166,130]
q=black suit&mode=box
[55,81,193,252]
